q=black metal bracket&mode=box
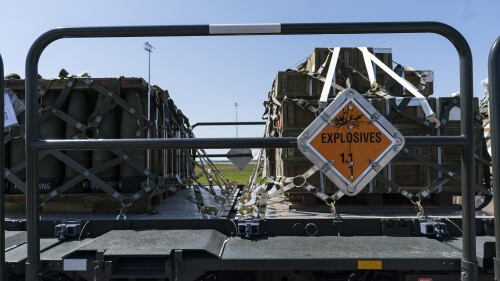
[237,219,260,239]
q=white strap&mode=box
[359,47,376,89]
[358,48,440,127]
[319,47,340,103]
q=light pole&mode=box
[144,42,155,122]
[144,42,155,181]
[234,102,238,138]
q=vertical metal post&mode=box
[488,36,500,281]
[0,54,6,281]
[26,49,41,280]
[460,44,478,281]
[235,102,238,138]
[144,42,154,185]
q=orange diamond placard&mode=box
[298,89,404,196]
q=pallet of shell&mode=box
[3,73,193,212]
[5,189,168,213]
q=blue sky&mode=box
[2,0,500,155]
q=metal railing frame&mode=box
[488,36,500,281]
[24,22,476,280]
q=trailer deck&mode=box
[2,189,496,279]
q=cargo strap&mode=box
[359,47,377,91]
[319,47,341,107]
[357,48,440,128]
[417,175,452,199]
[248,148,267,194]
[268,166,319,197]
[264,91,282,136]
[383,64,405,91]
[374,173,428,216]
[295,98,320,114]
[47,107,89,138]
[42,157,124,202]
[196,149,230,187]
[37,78,153,203]
[191,158,223,197]
[385,98,435,129]
[48,151,126,202]
[84,78,144,137]
[37,80,53,99]
[53,77,76,109]
[4,169,27,193]
[439,96,483,134]
[5,150,51,194]
[260,165,335,216]
[374,173,415,201]
[294,48,345,96]
[38,78,75,123]
[256,188,268,219]
[402,147,492,196]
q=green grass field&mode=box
[195,162,256,185]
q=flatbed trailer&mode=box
[0,216,496,280]
[1,21,499,280]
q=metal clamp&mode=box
[237,219,260,239]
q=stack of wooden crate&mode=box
[267,47,485,205]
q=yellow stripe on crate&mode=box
[357,260,382,270]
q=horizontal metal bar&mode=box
[201,154,253,158]
[32,138,299,150]
[191,121,266,129]
[32,136,468,151]
[405,136,470,146]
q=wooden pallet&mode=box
[5,189,168,214]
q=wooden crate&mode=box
[390,160,436,193]
[5,190,167,214]
[386,69,434,96]
[280,97,385,131]
[273,71,333,100]
[301,47,393,94]
[374,47,393,84]
[375,97,438,128]
[280,97,318,129]
[439,127,484,160]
